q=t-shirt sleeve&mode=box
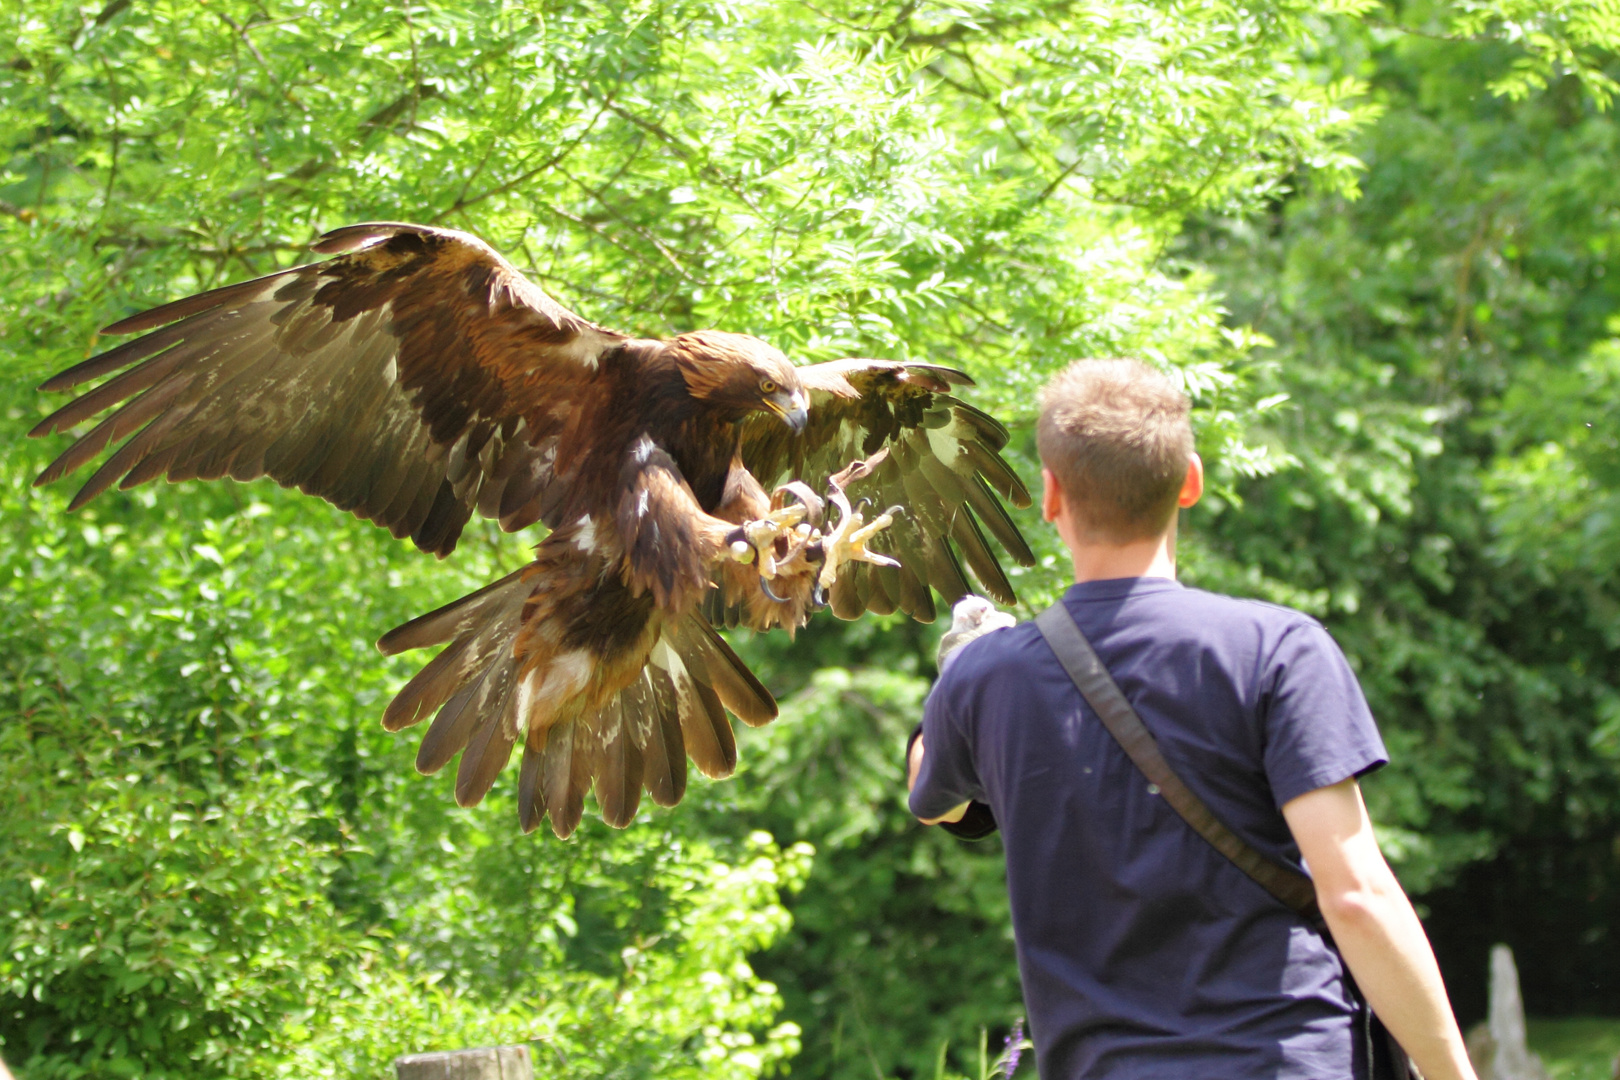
[908,668,988,819]
[1260,621,1389,808]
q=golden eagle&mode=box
[30,222,1033,837]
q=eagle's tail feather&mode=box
[665,615,778,728]
[539,715,588,838]
[518,743,545,834]
[630,666,687,809]
[453,664,521,808]
[678,668,735,780]
[380,549,776,835]
[650,625,740,779]
[415,670,490,774]
[593,696,644,828]
[377,567,531,657]
[377,569,532,790]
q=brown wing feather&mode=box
[31,222,624,556]
[737,359,1034,616]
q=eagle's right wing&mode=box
[733,359,1034,624]
[30,222,621,556]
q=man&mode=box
[907,360,1477,1080]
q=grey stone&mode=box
[1467,945,1547,1080]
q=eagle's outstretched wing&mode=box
[729,359,1034,624]
[30,222,620,555]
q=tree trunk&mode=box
[395,1045,533,1080]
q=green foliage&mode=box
[265,829,812,1080]
[1527,1017,1620,1080]
[0,451,810,1077]
[0,734,352,1076]
[1184,0,1620,1016]
[738,658,1025,1074]
[5,0,1620,1075]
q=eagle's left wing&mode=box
[732,359,1034,624]
[29,223,621,556]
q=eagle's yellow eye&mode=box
[760,379,777,393]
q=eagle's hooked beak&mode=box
[770,389,809,434]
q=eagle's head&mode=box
[670,330,809,433]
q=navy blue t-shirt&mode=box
[910,578,1388,1079]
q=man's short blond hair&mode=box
[1037,359,1193,543]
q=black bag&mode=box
[1034,603,1415,1080]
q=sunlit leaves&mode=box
[1185,1,1620,1013]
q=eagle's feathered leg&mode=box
[504,507,776,837]
[709,460,825,633]
[378,435,792,839]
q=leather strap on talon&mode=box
[723,526,756,563]
[772,480,825,526]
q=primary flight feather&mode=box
[31,222,1034,837]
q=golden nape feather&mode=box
[31,220,1034,838]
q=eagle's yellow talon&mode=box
[816,486,901,590]
[737,503,818,581]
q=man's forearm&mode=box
[1319,868,1475,1080]
[906,733,970,824]
[1284,779,1477,1080]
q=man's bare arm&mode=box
[1282,778,1478,1080]
[906,734,970,825]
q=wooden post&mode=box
[395,1045,533,1080]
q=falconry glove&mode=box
[909,595,1016,841]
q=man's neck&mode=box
[1064,524,1178,585]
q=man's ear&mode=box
[1177,453,1204,509]
[1042,467,1065,523]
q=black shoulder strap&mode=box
[1034,602,1321,919]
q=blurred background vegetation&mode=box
[3,0,1620,1076]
